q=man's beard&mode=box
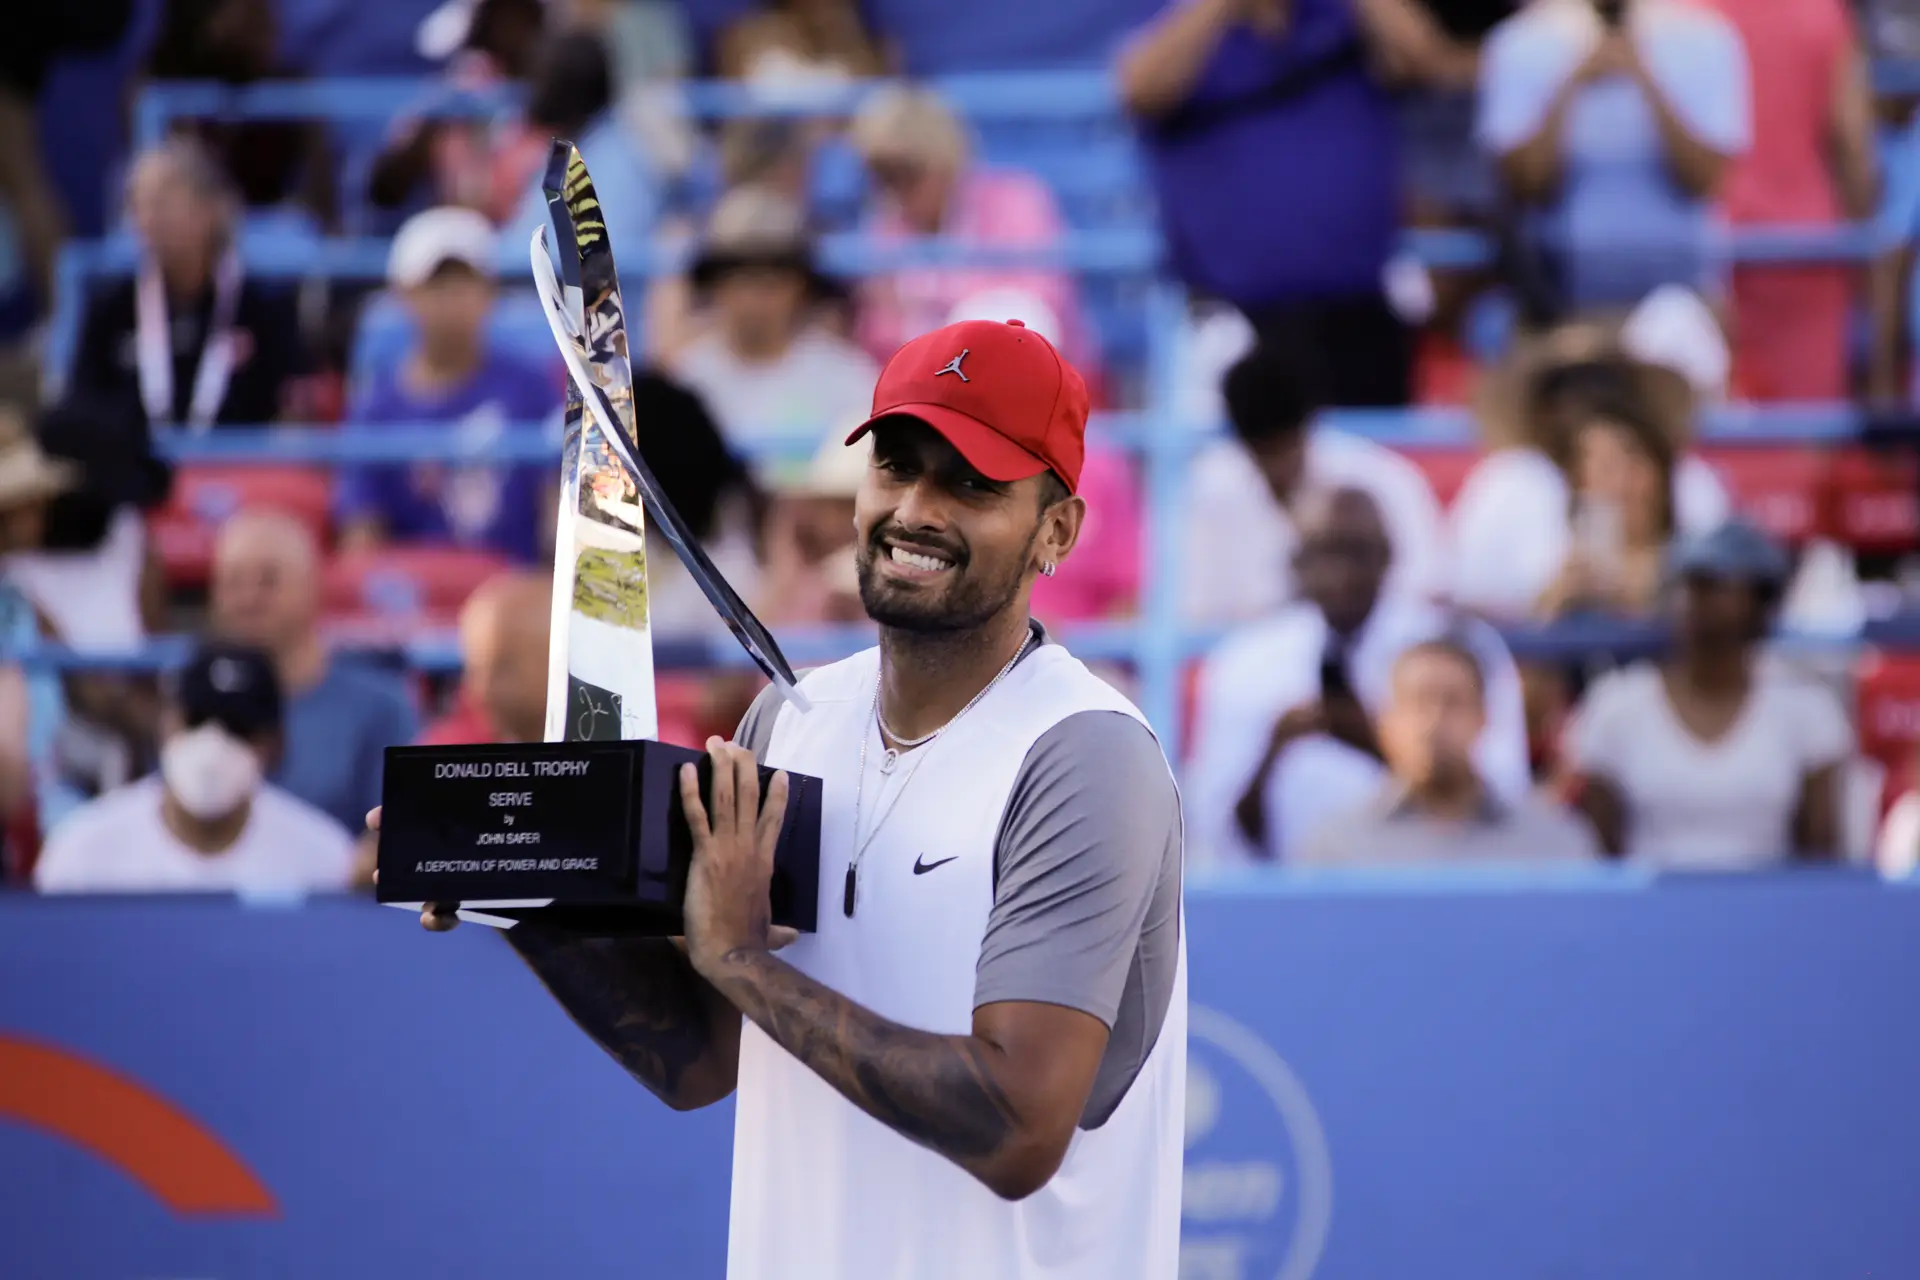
[855,525,1036,635]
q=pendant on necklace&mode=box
[880,748,898,775]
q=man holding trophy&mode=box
[371,145,1186,1279]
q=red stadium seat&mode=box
[1826,447,1920,553]
[148,465,333,589]
[1855,649,1920,817]
[1701,447,1824,545]
[1402,446,1479,508]
[322,545,513,628]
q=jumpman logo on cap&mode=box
[935,350,970,382]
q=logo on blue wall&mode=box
[1182,1006,1333,1280]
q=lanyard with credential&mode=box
[135,247,244,433]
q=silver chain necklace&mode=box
[844,630,1033,917]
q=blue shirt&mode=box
[1477,1,1750,309]
[1135,0,1400,306]
[274,658,418,834]
[335,347,557,563]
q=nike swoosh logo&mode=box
[912,855,958,876]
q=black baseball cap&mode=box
[172,642,283,738]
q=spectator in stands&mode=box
[1120,0,1457,407]
[336,207,556,564]
[759,433,870,627]
[1401,0,1518,343]
[145,0,336,222]
[0,410,164,838]
[1182,340,1445,624]
[370,0,546,212]
[1709,0,1874,401]
[1566,520,1851,865]
[1477,0,1751,316]
[1186,486,1529,865]
[1402,0,1516,216]
[671,186,876,480]
[1297,638,1599,865]
[494,31,659,261]
[719,0,889,84]
[70,137,309,431]
[10,405,164,650]
[1448,295,1733,619]
[0,1,134,324]
[564,0,700,190]
[210,510,418,836]
[0,417,81,853]
[1530,391,1679,621]
[623,370,766,639]
[33,642,355,893]
[420,571,551,745]
[645,122,819,364]
[848,86,1087,372]
[721,118,815,210]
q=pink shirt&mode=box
[1708,0,1856,401]
[856,167,1089,369]
[1710,0,1851,226]
[1030,440,1141,625]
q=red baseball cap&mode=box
[846,318,1090,493]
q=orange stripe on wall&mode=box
[0,1034,277,1216]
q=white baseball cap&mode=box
[1620,285,1729,401]
[388,206,497,289]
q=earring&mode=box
[1040,561,1057,578]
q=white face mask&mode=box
[160,723,263,820]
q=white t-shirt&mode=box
[5,507,148,649]
[1182,430,1448,624]
[1446,448,1733,617]
[34,777,356,893]
[1567,662,1853,869]
[673,327,878,481]
[1185,594,1532,864]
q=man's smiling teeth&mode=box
[889,545,953,572]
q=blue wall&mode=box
[3,875,1918,1279]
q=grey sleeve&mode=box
[974,710,1182,1027]
[733,681,789,758]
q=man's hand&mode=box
[679,738,792,976]
[365,805,460,930]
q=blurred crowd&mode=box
[6,0,1920,892]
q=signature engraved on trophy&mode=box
[566,676,623,742]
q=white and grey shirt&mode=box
[735,621,1184,1125]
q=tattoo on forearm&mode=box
[708,949,1021,1167]
[508,927,725,1107]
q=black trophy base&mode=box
[376,739,822,937]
